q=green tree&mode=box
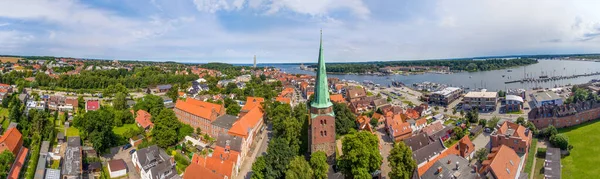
[310,151,328,179]
[166,84,179,101]
[388,142,417,179]
[516,117,525,125]
[453,127,465,140]
[487,116,501,129]
[475,148,488,163]
[152,109,181,148]
[285,156,313,179]
[0,150,15,179]
[134,94,165,118]
[113,92,127,110]
[103,83,128,97]
[333,103,357,135]
[498,90,506,97]
[265,137,297,179]
[78,109,118,153]
[542,125,558,138]
[226,103,241,116]
[466,110,479,123]
[550,134,570,150]
[338,131,382,178]
[251,156,267,179]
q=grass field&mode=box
[524,138,538,173]
[66,127,80,137]
[533,155,545,179]
[113,124,138,136]
[0,108,9,129]
[559,120,600,179]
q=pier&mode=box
[504,71,600,84]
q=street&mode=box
[238,123,272,179]
[375,126,393,178]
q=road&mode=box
[375,127,393,178]
[238,123,272,179]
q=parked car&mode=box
[122,144,132,150]
[129,149,137,155]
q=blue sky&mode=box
[1,0,600,63]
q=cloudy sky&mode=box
[0,0,599,63]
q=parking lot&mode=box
[102,145,140,179]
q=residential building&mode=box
[531,91,563,108]
[356,115,374,133]
[174,98,225,137]
[132,145,179,179]
[345,86,367,102]
[62,136,82,179]
[240,97,264,117]
[135,110,154,131]
[183,146,240,179]
[385,114,412,142]
[410,118,428,132]
[413,104,431,117]
[308,32,337,163]
[503,95,524,112]
[154,84,172,93]
[348,99,372,114]
[528,99,600,129]
[34,141,50,179]
[85,100,100,112]
[228,106,263,160]
[216,133,244,159]
[1,127,28,179]
[46,95,78,112]
[463,91,498,111]
[490,121,532,154]
[329,94,346,103]
[420,155,481,179]
[108,159,127,178]
[211,114,239,137]
[544,147,561,179]
[480,145,524,179]
[236,74,252,83]
[430,87,462,106]
[416,136,476,176]
[45,169,60,179]
[130,135,145,147]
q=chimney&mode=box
[437,166,443,174]
[447,159,451,164]
[456,161,459,170]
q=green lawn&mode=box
[524,138,538,173]
[0,108,9,129]
[533,155,545,179]
[66,127,80,137]
[559,120,600,179]
[113,124,138,136]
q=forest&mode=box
[309,58,538,74]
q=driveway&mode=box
[375,127,393,178]
[472,132,491,152]
[102,146,140,179]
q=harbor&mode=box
[504,71,600,84]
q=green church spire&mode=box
[311,30,333,109]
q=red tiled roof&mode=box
[482,145,520,179]
[404,108,420,119]
[86,100,99,111]
[330,94,345,103]
[241,97,264,112]
[189,146,239,179]
[228,107,263,138]
[8,147,27,179]
[175,98,224,121]
[135,110,154,129]
[275,97,291,104]
[108,159,127,171]
[0,128,23,155]
[415,118,427,126]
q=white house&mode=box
[107,159,127,178]
[132,145,179,179]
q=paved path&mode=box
[375,127,393,178]
[472,132,491,152]
[238,124,271,179]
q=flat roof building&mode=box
[430,87,462,106]
[531,91,563,108]
[463,91,498,112]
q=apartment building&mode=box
[430,87,462,106]
[462,91,498,111]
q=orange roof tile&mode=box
[415,118,427,126]
[135,110,154,129]
[330,94,345,103]
[484,145,520,179]
[228,107,264,138]
[275,97,291,104]
[190,146,239,179]
[241,97,264,112]
[0,128,23,155]
[184,160,224,179]
[7,147,27,179]
[175,98,224,121]
[404,108,420,119]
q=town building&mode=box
[308,31,337,163]
[107,159,127,178]
[1,127,28,179]
[531,91,563,108]
[416,136,476,176]
[503,95,524,112]
[240,97,264,117]
[174,98,225,137]
[529,98,600,129]
[34,141,50,179]
[45,169,60,179]
[62,136,82,179]
[413,104,431,117]
[184,146,240,179]
[490,121,532,154]
[132,145,179,179]
[462,91,498,111]
[329,94,346,103]
[430,87,462,106]
[135,110,154,131]
[421,155,481,179]
[385,114,412,142]
[345,86,367,102]
[85,100,100,112]
[544,147,561,179]
[154,84,172,93]
[480,145,525,179]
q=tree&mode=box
[333,103,357,135]
[78,109,118,153]
[166,84,179,101]
[479,119,487,127]
[466,110,479,123]
[310,151,328,179]
[113,92,127,110]
[286,156,313,179]
[487,116,501,129]
[103,83,128,97]
[134,94,165,118]
[338,131,382,178]
[0,150,15,179]
[226,103,241,116]
[498,90,506,97]
[516,117,525,125]
[177,124,194,141]
[453,127,465,140]
[550,134,569,150]
[475,148,489,163]
[388,142,416,179]
[251,156,267,179]
[542,125,558,138]
[152,109,181,148]
[264,137,297,179]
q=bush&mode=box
[549,134,569,150]
[536,148,547,157]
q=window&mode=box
[324,131,327,136]
[320,131,324,136]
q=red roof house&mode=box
[135,110,154,130]
[86,100,100,112]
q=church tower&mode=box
[309,30,336,162]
